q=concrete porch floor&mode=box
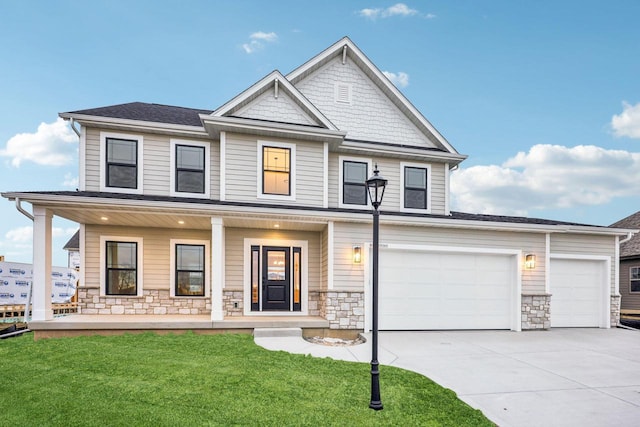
[28,314,331,339]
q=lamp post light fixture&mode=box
[365,163,387,411]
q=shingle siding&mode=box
[295,56,435,147]
[235,90,317,126]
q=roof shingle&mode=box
[65,102,213,127]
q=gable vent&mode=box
[335,83,352,105]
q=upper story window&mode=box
[107,138,137,189]
[631,267,640,293]
[100,132,143,194]
[170,139,210,198]
[400,162,431,213]
[340,158,370,207]
[258,140,296,201]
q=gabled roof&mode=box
[61,102,212,127]
[611,211,640,258]
[63,230,79,251]
[286,36,459,155]
[210,70,338,130]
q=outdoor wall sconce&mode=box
[353,245,362,263]
[524,253,536,269]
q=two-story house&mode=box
[3,37,635,339]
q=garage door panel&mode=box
[550,258,604,328]
[379,249,514,330]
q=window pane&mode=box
[176,271,204,296]
[344,161,367,183]
[631,267,640,280]
[344,183,367,205]
[108,164,137,188]
[106,269,136,295]
[263,171,290,195]
[405,189,427,209]
[293,251,300,304]
[251,249,259,305]
[267,251,286,281]
[263,147,289,172]
[177,245,204,270]
[107,242,136,268]
[631,280,640,292]
[177,145,204,170]
[107,139,136,164]
[405,167,426,188]
[177,170,204,193]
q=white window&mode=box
[631,267,640,293]
[400,162,432,213]
[170,139,210,198]
[100,132,143,194]
[170,239,210,298]
[99,235,144,297]
[339,156,371,209]
[257,140,296,201]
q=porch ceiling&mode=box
[46,205,327,232]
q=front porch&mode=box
[27,314,332,340]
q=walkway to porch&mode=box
[28,314,331,339]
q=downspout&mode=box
[69,118,81,137]
[15,197,34,221]
[620,231,635,245]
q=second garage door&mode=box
[550,258,606,327]
[379,248,516,330]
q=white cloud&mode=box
[383,71,409,88]
[5,226,32,243]
[242,31,278,54]
[425,13,437,19]
[450,144,640,216]
[611,101,640,139]
[0,117,77,167]
[62,173,78,188]
[358,3,418,20]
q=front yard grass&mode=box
[0,332,491,426]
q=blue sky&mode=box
[1,1,639,266]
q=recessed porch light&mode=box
[178,220,185,225]
[274,224,280,228]
[100,216,108,221]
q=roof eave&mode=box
[58,113,208,137]
[200,115,346,143]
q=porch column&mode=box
[32,206,53,321]
[211,217,224,321]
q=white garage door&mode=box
[550,258,605,327]
[379,249,515,330]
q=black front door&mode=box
[262,246,290,310]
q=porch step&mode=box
[253,327,302,338]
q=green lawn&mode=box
[0,332,492,426]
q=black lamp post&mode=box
[365,163,387,411]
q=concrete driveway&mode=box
[255,328,640,427]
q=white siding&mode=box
[295,56,435,147]
[223,228,322,292]
[85,128,100,192]
[224,134,324,206]
[84,127,218,199]
[332,222,546,294]
[84,225,211,291]
[235,90,317,126]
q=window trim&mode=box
[338,156,372,209]
[100,132,143,194]
[99,235,144,297]
[400,161,432,214]
[170,239,210,298]
[169,139,210,198]
[630,266,640,293]
[257,140,296,201]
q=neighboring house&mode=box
[2,37,636,337]
[611,212,640,313]
[63,230,81,270]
